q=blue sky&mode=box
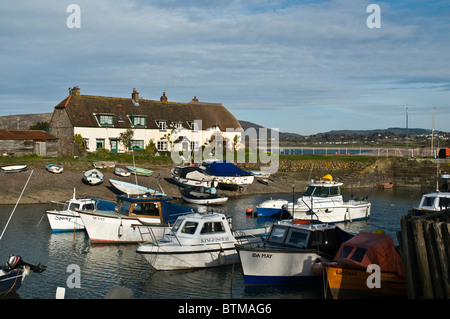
[1,0,449,135]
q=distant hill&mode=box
[0,113,52,130]
[239,121,437,137]
[323,127,433,136]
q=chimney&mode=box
[160,91,168,102]
[71,86,80,96]
[191,96,199,102]
[132,88,139,106]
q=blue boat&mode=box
[256,199,289,218]
[202,160,254,189]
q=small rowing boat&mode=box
[0,164,28,173]
[46,164,64,174]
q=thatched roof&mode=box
[54,88,241,131]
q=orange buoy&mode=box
[246,208,253,215]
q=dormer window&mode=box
[187,121,199,131]
[156,121,167,130]
[131,115,146,127]
[97,114,114,126]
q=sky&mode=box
[0,0,449,135]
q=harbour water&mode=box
[0,187,429,299]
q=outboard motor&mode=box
[6,255,46,273]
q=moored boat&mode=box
[283,175,371,223]
[82,168,104,185]
[78,194,192,244]
[180,186,228,205]
[136,212,269,270]
[114,167,131,177]
[0,164,28,173]
[93,161,116,169]
[46,164,64,174]
[46,190,116,232]
[126,166,153,176]
[170,165,218,188]
[109,179,166,196]
[256,198,288,218]
[201,160,254,190]
[0,255,46,296]
[236,219,353,285]
[409,191,450,216]
[324,232,406,298]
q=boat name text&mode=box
[251,253,273,259]
[200,236,230,243]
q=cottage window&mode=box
[98,115,114,126]
[132,116,146,127]
[190,141,199,151]
[131,140,144,150]
[191,121,199,131]
[96,139,105,150]
[157,141,168,151]
[175,122,183,129]
[83,139,89,150]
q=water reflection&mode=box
[0,187,427,299]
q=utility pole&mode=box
[406,106,409,157]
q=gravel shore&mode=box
[0,163,308,205]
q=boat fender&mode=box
[219,248,226,265]
[310,258,324,277]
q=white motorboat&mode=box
[46,164,64,174]
[136,211,269,270]
[170,165,218,188]
[235,219,353,285]
[283,175,371,223]
[256,198,289,218]
[109,179,166,196]
[82,168,104,185]
[46,191,116,232]
[0,164,28,173]
[78,194,191,244]
[409,192,450,216]
[180,186,228,205]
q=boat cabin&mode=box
[264,221,351,258]
[64,198,96,212]
[416,192,450,212]
[304,181,343,198]
[334,232,405,276]
[116,195,172,219]
[167,213,234,245]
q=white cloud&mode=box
[0,0,449,134]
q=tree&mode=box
[119,128,134,151]
[30,121,49,131]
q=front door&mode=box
[110,140,118,153]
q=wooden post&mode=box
[400,215,420,298]
[412,218,434,298]
[423,220,445,298]
[433,222,450,298]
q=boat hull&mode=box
[46,211,84,232]
[137,243,238,270]
[109,179,165,196]
[0,165,28,173]
[236,246,326,285]
[0,268,25,294]
[291,202,371,223]
[324,264,406,298]
[78,211,169,244]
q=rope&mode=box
[1,269,22,297]
[0,169,34,241]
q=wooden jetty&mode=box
[397,211,450,299]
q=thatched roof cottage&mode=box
[49,86,242,157]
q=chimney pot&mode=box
[71,86,80,96]
[160,91,167,102]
